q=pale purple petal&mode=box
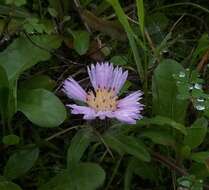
[113,110,143,124]
[96,62,104,88]
[113,91,144,124]
[88,62,114,90]
[103,62,113,89]
[63,77,87,102]
[67,104,96,120]
[111,66,128,93]
[87,64,97,89]
[96,111,113,120]
[117,91,143,108]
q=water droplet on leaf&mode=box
[197,98,204,102]
[179,71,185,78]
[195,104,205,111]
[194,83,202,90]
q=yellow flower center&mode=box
[86,88,118,112]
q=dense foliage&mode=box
[0,0,209,189]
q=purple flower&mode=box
[62,62,144,124]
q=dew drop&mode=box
[197,98,204,102]
[179,71,185,78]
[194,83,202,90]
[195,104,205,111]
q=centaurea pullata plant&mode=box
[63,62,143,124]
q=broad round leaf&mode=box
[72,31,90,55]
[17,89,66,128]
[19,75,55,91]
[184,117,207,149]
[4,146,39,180]
[0,35,61,81]
[39,163,105,190]
[152,59,188,123]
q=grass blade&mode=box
[106,0,144,81]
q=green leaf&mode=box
[136,0,145,36]
[106,0,144,81]
[48,7,58,17]
[70,163,105,190]
[38,171,71,190]
[152,59,188,123]
[191,152,209,164]
[110,55,128,66]
[147,12,169,34]
[72,31,90,55]
[0,180,22,190]
[190,163,209,179]
[0,35,61,81]
[104,133,151,162]
[48,0,70,17]
[139,116,187,135]
[19,75,55,91]
[67,128,92,168]
[23,18,47,34]
[17,89,66,128]
[180,145,191,159]
[141,129,175,147]
[177,175,203,190]
[39,163,105,190]
[4,146,39,180]
[184,117,207,149]
[192,33,209,63]
[6,0,26,6]
[2,134,20,145]
[124,158,157,190]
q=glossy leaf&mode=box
[152,59,188,123]
[17,89,66,128]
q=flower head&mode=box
[62,62,143,124]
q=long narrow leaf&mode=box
[136,0,145,37]
[106,0,144,81]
